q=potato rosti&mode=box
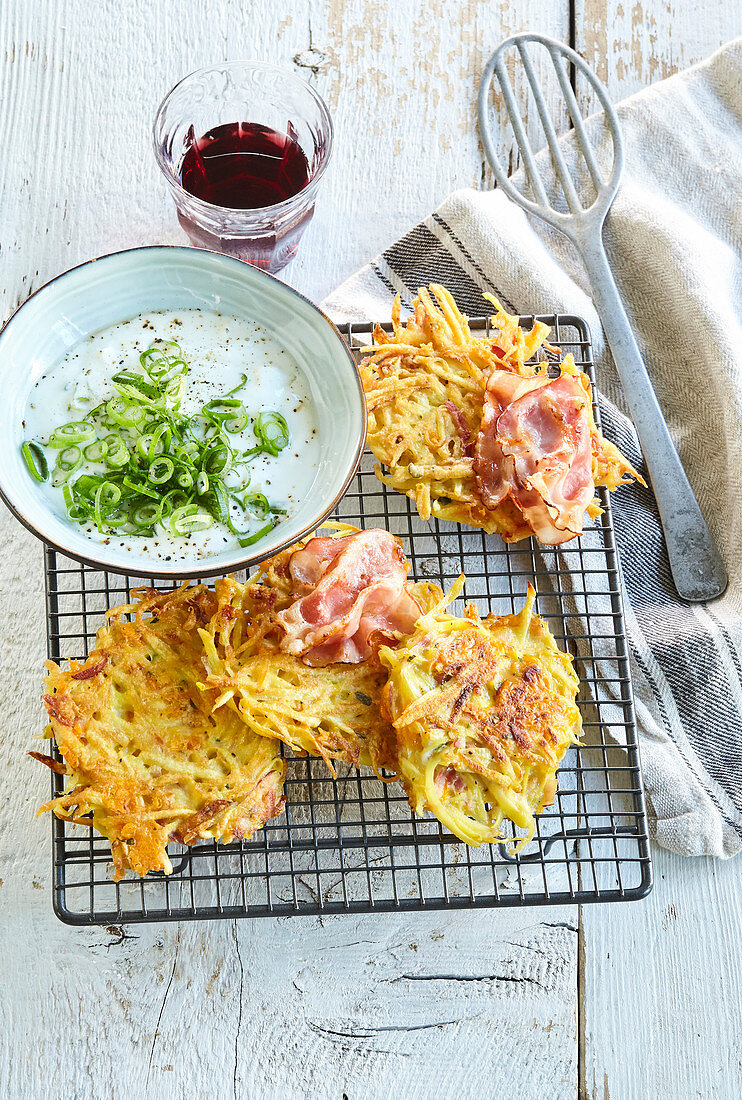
[199,525,443,775]
[360,284,639,543]
[36,583,286,880]
[379,580,581,847]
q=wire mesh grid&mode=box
[43,313,651,925]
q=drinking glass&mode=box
[153,61,333,273]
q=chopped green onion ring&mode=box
[131,501,162,528]
[176,468,194,490]
[252,411,289,456]
[200,479,229,525]
[51,445,83,486]
[223,372,248,398]
[106,397,147,429]
[169,504,213,536]
[84,439,108,462]
[48,421,96,448]
[103,434,129,468]
[224,412,248,434]
[21,441,48,482]
[204,444,230,476]
[235,491,271,516]
[149,456,174,485]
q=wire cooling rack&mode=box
[43,313,651,925]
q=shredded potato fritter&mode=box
[38,584,286,880]
[379,580,581,847]
[360,284,639,539]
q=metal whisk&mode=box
[478,32,727,603]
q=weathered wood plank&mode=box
[0,3,580,1100]
[580,844,742,1100]
[575,0,742,101]
[300,0,571,299]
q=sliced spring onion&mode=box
[51,445,83,486]
[175,441,199,463]
[112,370,160,403]
[149,422,172,459]
[237,520,275,547]
[93,482,122,531]
[204,399,250,435]
[135,426,170,463]
[176,468,194,490]
[169,504,213,536]
[99,481,122,507]
[23,340,290,549]
[148,456,174,485]
[122,475,160,500]
[83,439,108,462]
[106,396,147,429]
[224,412,248,434]
[21,441,48,482]
[223,372,248,398]
[203,443,230,476]
[204,397,242,412]
[103,434,129,468]
[48,421,96,448]
[131,501,162,528]
[200,479,229,525]
[161,488,188,517]
[74,473,106,497]
[139,341,181,372]
[164,372,187,406]
[252,411,289,456]
[235,491,271,516]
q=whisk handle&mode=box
[579,235,727,602]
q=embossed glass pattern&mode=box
[153,61,333,272]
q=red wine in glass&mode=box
[180,122,310,209]
[176,122,315,270]
[154,62,333,273]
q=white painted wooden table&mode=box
[1,3,741,1098]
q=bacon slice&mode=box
[475,372,549,509]
[43,693,74,727]
[276,529,421,666]
[288,535,355,587]
[475,370,595,545]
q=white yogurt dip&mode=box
[22,309,320,564]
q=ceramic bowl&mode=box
[0,246,365,578]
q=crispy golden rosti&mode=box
[360,284,638,540]
[379,580,581,847]
[36,584,286,880]
[199,525,443,776]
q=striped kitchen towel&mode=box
[323,39,742,858]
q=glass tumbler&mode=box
[153,60,333,273]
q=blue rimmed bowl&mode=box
[0,246,365,578]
